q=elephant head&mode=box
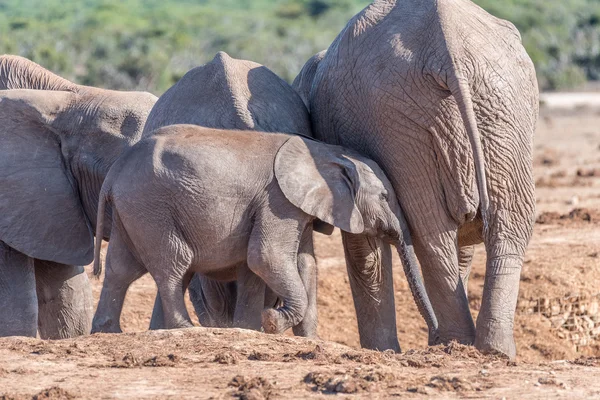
[274,136,438,342]
[0,57,157,266]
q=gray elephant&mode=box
[0,55,157,338]
[294,0,538,358]
[91,125,436,338]
[142,51,322,335]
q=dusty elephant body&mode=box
[91,125,436,339]
[0,55,157,338]
[142,51,320,335]
[296,0,538,357]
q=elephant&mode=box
[91,125,436,339]
[0,55,157,338]
[141,51,319,335]
[294,0,538,358]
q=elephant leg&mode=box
[149,292,167,330]
[457,245,475,299]
[292,226,318,338]
[264,287,280,309]
[341,232,400,352]
[475,211,531,359]
[248,231,308,334]
[413,228,476,345]
[0,242,37,337]
[188,274,237,327]
[152,235,194,330]
[233,263,265,331]
[92,228,146,333]
[34,261,93,339]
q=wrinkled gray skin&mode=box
[0,55,157,338]
[143,51,317,335]
[294,0,538,358]
[92,125,433,339]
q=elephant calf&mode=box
[91,125,437,336]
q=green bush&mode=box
[0,0,597,93]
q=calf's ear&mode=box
[274,136,364,234]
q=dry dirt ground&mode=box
[2,104,600,398]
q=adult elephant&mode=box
[295,0,538,358]
[144,52,437,341]
[0,55,157,338]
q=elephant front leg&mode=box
[34,261,93,339]
[0,242,37,337]
[342,232,400,352]
[292,226,318,338]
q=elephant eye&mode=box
[380,191,389,202]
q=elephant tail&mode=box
[394,225,439,345]
[448,75,490,231]
[93,182,111,279]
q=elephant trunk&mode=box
[92,186,108,279]
[393,238,439,345]
[388,202,439,344]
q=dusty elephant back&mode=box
[143,51,312,137]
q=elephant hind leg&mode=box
[0,242,37,337]
[457,245,475,299]
[151,234,194,330]
[92,227,146,334]
[35,261,93,339]
[413,228,476,345]
[233,263,265,331]
[189,275,237,328]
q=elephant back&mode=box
[143,51,312,137]
[0,55,77,91]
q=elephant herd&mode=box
[0,0,538,360]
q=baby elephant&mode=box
[91,125,437,336]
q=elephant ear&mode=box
[275,136,364,234]
[0,89,94,265]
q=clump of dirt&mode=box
[295,345,329,362]
[304,369,395,394]
[427,375,492,392]
[143,354,179,367]
[571,356,600,366]
[576,168,600,177]
[214,351,240,365]
[229,375,274,400]
[536,208,600,225]
[108,352,179,368]
[534,149,560,166]
[1,387,75,400]
[247,351,273,361]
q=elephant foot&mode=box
[167,320,195,330]
[91,316,122,334]
[261,309,290,334]
[427,328,442,346]
[474,320,515,359]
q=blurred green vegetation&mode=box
[0,0,597,93]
